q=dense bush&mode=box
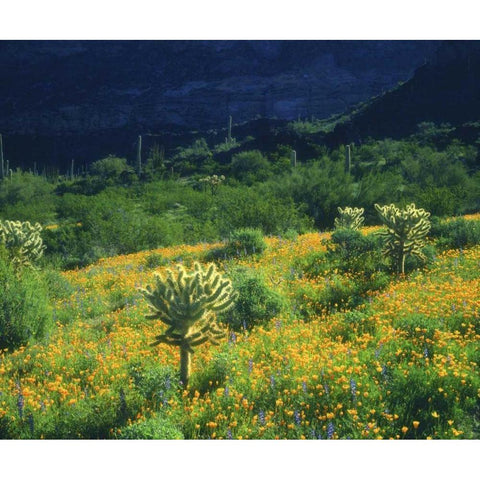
[229,150,272,184]
[430,217,480,250]
[326,228,387,275]
[220,268,287,330]
[0,248,52,350]
[224,228,267,257]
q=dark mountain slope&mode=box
[327,41,480,146]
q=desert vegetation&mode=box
[0,122,479,439]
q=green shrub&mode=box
[0,250,52,350]
[431,218,480,250]
[129,362,179,409]
[327,228,387,275]
[294,270,390,319]
[143,252,169,269]
[117,416,184,439]
[90,156,132,184]
[190,351,233,394]
[230,150,272,184]
[220,268,287,330]
[328,309,377,342]
[224,228,267,257]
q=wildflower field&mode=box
[1,219,479,440]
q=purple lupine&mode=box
[323,383,329,395]
[275,320,282,330]
[224,386,230,397]
[294,410,301,426]
[28,413,34,436]
[302,381,307,393]
[423,347,429,359]
[17,392,24,419]
[270,375,276,388]
[227,429,233,440]
[248,359,253,374]
[350,378,357,400]
[230,332,237,344]
[258,410,266,426]
[327,422,335,439]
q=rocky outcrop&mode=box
[0,40,438,136]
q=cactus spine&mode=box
[0,220,46,270]
[374,203,431,274]
[139,262,236,387]
[334,206,365,230]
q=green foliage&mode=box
[375,203,431,274]
[327,228,387,275]
[143,252,169,270]
[224,228,267,257]
[0,171,55,224]
[215,187,311,236]
[430,217,480,250]
[230,150,272,184]
[266,158,356,229]
[0,250,52,350]
[173,138,212,175]
[90,156,132,183]
[294,269,389,319]
[0,219,45,270]
[139,262,236,386]
[190,351,233,395]
[129,362,179,409]
[220,268,287,330]
[334,206,365,230]
[383,363,478,439]
[117,416,184,439]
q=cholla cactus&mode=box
[0,220,45,269]
[334,206,365,230]
[374,203,431,274]
[139,262,236,387]
[199,174,225,195]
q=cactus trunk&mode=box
[345,144,351,173]
[180,347,191,387]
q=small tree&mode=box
[139,262,236,387]
[334,206,365,230]
[0,219,45,270]
[374,203,431,274]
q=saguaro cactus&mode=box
[0,220,46,270]
[0,134,4,180]
[139,262,236,387]
[334,206,365,230]
[374,203,431,274]
[137,135,142,176]
[345,144,352,173]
